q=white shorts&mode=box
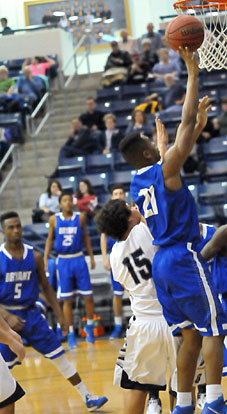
[114,315,181,389]
[0,353,25,407]
[171,350,206,393]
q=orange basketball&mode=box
[165,14,204,52]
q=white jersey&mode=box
[110,221,162,318]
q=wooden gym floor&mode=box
[13,338,227,414]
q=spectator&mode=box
[152,48,181,84]
[118,29,138,55]
[0,66,15,95]
[101,5,112,19]
[0,18,14,35]
[135,93,162,115]
[162,74,185,108]
[15,66,45,106]
[141,38,159,70]
[102,41,132,87]
[126,109,153,137]
[73,179,98,217]
[42,10,53,25]
[37,179,62,222]
[100,113,123,154]
[141,22,162,56]
[213,97,227,136]
[79,97,105,131]
[22,56,56,77]
[127,52,150,84]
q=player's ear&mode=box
[143,149,151,159]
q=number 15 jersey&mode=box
[110,221,162,318]
[54,212,83,255]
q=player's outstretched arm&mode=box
[34,251,69,337]
[162,47,199,190]
[44,215,56,270]
[0,315,25,362]
[201,225,227,261]
[80,214,96,270]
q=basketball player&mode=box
[100,184,126,339]
[0,211,108,412]
[0,314,25,413]
[44,191,96,349]
[119,47,227,414]
[96,199,181,414]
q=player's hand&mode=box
[178,47,199,78]
[155,117,169,159]
[197,96,212,129]
[104,258,110,271]
[90,257,96,270]
[6,314,25,332]
[8,330,25,362]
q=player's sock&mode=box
[177,392,192,407]
[206,384,222,403]
[69,325,74,332]
[87,319,93,326]
[75,381,89,402]
[114,316,122,326]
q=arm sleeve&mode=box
[39,193,48,207]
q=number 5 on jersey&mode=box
[138,185,158,218]
[14,283,22,299]
[123,248,152,285]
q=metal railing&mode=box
[0,144,21,209]
[26,92,54,166]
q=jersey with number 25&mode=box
[0,243,40,307]
[54,212,83,254]
[130,162,200,247]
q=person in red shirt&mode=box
[73,179,98,218]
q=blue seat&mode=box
[96,101,112,113]
[58,176,77,192]
[199,88,219,104]
[198,203,227,225]
[0,113,22,128]
[7,59,24,70]
[86,153,114,173]
[79,172,109,194]
[112,99,138,116]
[96,86,121,103]
[200,72,227,88]
[109,170,136,192]
[116,115,131,133]
[122,84,148,100]
[201,136,227,161]
[198,182,227,205]
[181,169,201,185]
[114,152,131,171]
[204,160,227,183]
[57,156,85,177]
[98,192,110,205]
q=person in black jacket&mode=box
[100,113,123,154]
[79,97,105,131]
[105,41,132,72]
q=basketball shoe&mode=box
[67,331,77,350]
[202,396,227,414]
[85,394,108,411]
[109,324,123,339]
[172,405,194,414]
[84,325,95,344]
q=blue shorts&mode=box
[110,270,124,296]
[152,243,227,337]
[47,258,57,292]
[0,306,64,369]
[56,254,92,298]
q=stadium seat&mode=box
[96,101,112,113]
[181,169,201,185]
[199,88,219,104]
[57,156,85,177]
[58,176,77,192]
[198,182,227,205]
[96,86,121,103]
[122,84,148,100]
[201,136,227,161]
[112,99,138,116]
[116,115,131,133]
[204,159,227,182]
[85,153,114,173]
[198,203,227,225]
[98,192,110,205]
[114,152,131,171]
[109,170,136,192]
[200,72,227,89]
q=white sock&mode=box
[75,381,89,402]
[57,323,61,328]
[69,325,74,333]
[87,319,93,326]
[206,384,223,403]
[177,392,192,407]
[114,316,122,326]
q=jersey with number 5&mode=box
[54,212,83,254]
[130,162,200,246]
[0,243,39,307]
[110,222,162,317]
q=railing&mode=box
[26,92,54,166]
[0,144,21,209]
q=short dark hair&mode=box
[46,179,62,198]
[95,199,130,241]
[0,211,19,227]
[59,190,73,204]
[1,18,7,24]
[119,132,149,168]
[110,184,125,195]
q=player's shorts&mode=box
[114,314,181,390]
[47,258,58,292]
[0,306,65,369]
[0,353,25,407]
[56,252,92,298]
[152,243,227,337]
[171,350,206,392]
[110,270,124,296]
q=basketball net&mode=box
[173,1,227,71]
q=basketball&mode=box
[165,14,204,52]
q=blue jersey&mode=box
[107,236,115,253]
[0,243,39,307]
[54,212,83,255]
[130,162,200,246]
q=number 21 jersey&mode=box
[54,212,83,254]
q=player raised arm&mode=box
[0,315,25,362]
[80,214,95,270]
[34,250,68,337]
[156,118,169,160]
[44,215,56,270]
[201,225,227,261]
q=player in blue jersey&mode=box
[100,184,126,339]
[44,191,96,349]
[119,47,227,414]
[0,211,108,412]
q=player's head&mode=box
[95,199,141,241]
[0,211,22,242]
[110,184,126,200]
[59,191,73,213]
[119,131,160,169]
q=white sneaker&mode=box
[146,398,162,414]
[197,393,206,410]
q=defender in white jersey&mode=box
[96,199,180,414]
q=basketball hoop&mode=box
[173,0,227,71]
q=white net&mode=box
[175,2,227,71]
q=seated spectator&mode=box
[102,41,132,87]
[162,36,180,63]
[22,56,56,77]
[135,93,162,114]
[0,66,15,95]
[140,22,162,55]
[152,48,181,84]
[213,97,227,136]
[100,113,123,154]
[162,74,185,108]
[127,52,150,84]
[34,179,62,223]
[58,117,100,160]
[42,10,53,25]
[141,38,159,70]
[15,66,45,106]
[101,5,112,19]
[1,18,14,35]
[126,109,153,137]
[119,29,138,55]
[79,97,105,131]
[73,179,98,218]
